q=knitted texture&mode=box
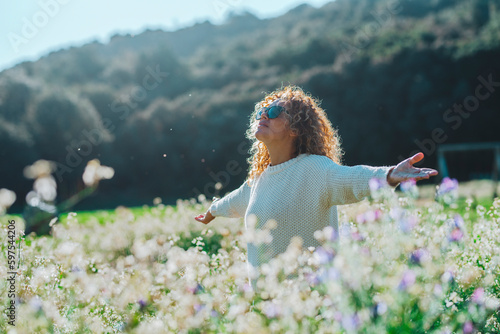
[209,153,395,269]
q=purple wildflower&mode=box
[452,214,465,230]
[410,248,429,265]
[400,179,416,192]
[463,321,474,334]
[138,299,147,309]
[389,207,404,220]
[71,265,84,276]
[437,177,459,196]
[369,177,387,193]
[326,267,340,281]
[340,225,352,238]
[342,313,360,331]
[449,228,464,242]
[357,210,383,224]
[313,246,335,265]
[472,287,485,304]
[448,214,465,242]
[194,303,205,313]
[436,177,459,204]
[401,179,419,198]
[399,270,416,290]
[187,283,204,294]
[351,230,364,241]
[365,211,375,223]
[305,272,320,286]
[195,283,204,294]
[316,267,340,284]
[399,215,418,233]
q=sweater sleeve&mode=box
[326,162,395,206]
[208,180,251,218]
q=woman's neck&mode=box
[268,143,296,166]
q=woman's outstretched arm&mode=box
[327,152,438,206]
[194,180,252,225]
[327,161,393,206]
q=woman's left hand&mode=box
[387,152,438,187]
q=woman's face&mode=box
[254,99,294,144]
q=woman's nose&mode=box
[262,111,269,120]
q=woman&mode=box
[195,85,438,278]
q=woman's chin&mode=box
[255,129,265,141]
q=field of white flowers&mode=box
[1,178,499,333]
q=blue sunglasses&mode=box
[255,105,287,120]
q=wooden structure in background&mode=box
[437,142,500,198]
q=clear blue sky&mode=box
[0,0,333,71]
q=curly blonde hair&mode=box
[245,85,344,183]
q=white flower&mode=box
[23,159,56,179]
[82,159,114,187]
[0,188,16,214]
[33,175,57,202]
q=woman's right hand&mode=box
[194,210,215,225]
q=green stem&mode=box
[57,185,97,213]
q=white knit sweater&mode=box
[209,153,395,270]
